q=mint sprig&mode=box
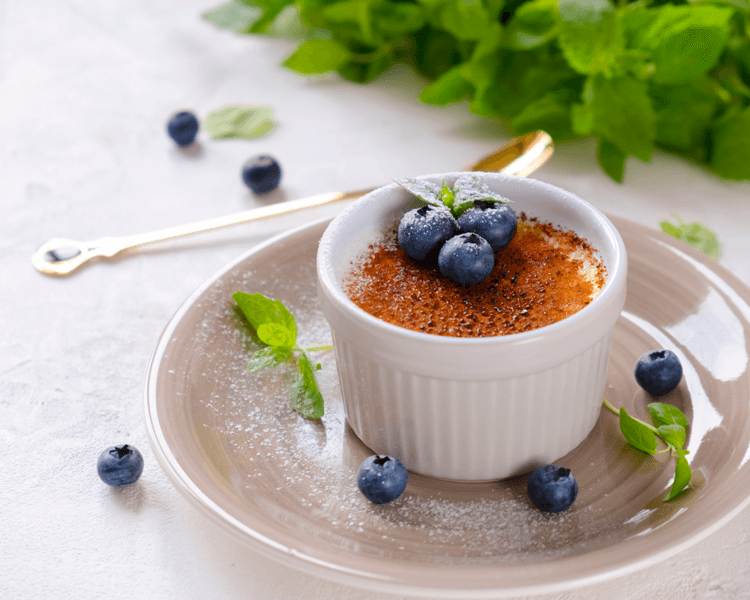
[660,214,721,260]
[602,398,691,501]
[394,174,510,219]
[205,0,750,182]
[232,291,331,419]
[204,105,276,139]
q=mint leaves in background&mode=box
[204,0,750,181]
[233,292,330,419]
[204,105,276,139]
[603,398,691,501]
[660,214,721,260]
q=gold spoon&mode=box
[31,130,553,277]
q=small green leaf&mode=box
[283,39,351,74]
[204,105,275,139]
[648,402,689,429]
[419,66,474,106]
[711,107,750,181]
[657,424,687,450]
[451,174,511,217]
[232,292,298,343]
[393,178,443,206]
[665,454,691,501]
[290,351,325,419]
[440,181,455,210]
[203,0,261,32]
[619,407,658,454]
[659,215,721,259]
[597,139,627,182]
[247,346,292,372]
[257,322,295,348]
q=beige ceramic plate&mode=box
[145,215,750,598]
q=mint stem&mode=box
[602,398,659,434]
[303,344,333,352]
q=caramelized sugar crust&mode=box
[343,216,607,338]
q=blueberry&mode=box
[634,349,683,396]
[97,444,144,488]
[357,455,408,504]
[398,205,459,262]
[167,111,199,147]
[438,232,494,285]
[457,201,517,252]
[242,155,282,194]
[527,464,578,513]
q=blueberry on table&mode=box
[242,155,282,194]
[167,111,199,147]
[398,205,459,261]
[97,444,144,488]
[357,455,408,504]
[457,201,517,252]
[438,232,494,285]
[527,464,578,513]
[635,349,683,396]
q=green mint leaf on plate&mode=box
[257,322,295,348]
[247,346,292,373]
[648,402,689,429]
[665,455,691,501]
[233,292,329,419]
[204,105,275,139]
[393,178,443,207]
[290,351,325,419]
[232,291,297,343]
[660,214,720,260]
[618,407,658,454]
[656,424,686,450]
[440,181,455,210]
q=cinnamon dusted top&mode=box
[343,215,607,338]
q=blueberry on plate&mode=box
[457,201,517,252]
[242,155,282,194]
[438,232,494,285]
[634,349,683,396]
[167,111,199,147]
[398,205,459,262]
[357,455,408,504]
[527,464,578,513]
[97,444,144,488]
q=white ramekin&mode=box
[317,173,627,481]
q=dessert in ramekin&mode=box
[317,173,627,481]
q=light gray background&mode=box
[3,0,750,598]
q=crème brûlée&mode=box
[342,214,607,338]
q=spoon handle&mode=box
[32,131,553,277]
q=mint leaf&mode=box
[597,139,627,182]
[640,5,734,85]
[440,181,455,210]
[204,105,275,139]
[247,346,292,372]
[393,178,443,206]
[711,107,750,181]
[419,66,474,106]
[659,214,720,260]
[290,351,325,419]
[232,291,298,343]
[451,174,511,216]
[504,0,560,50]
[283,39,351,74]
[579,74,656,162]
[436,0,492,41]
[257,322,295,348]
[656,424,686,450]
[619,408,658,454]
[557,0,624,76]
[665,454,691,501]
[648,402,689,429]
[203,0,261,32]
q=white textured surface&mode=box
[3,0,750,599]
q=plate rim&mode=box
[144,214,750,598]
